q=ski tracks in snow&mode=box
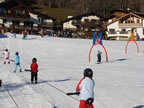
[16,70,79,108]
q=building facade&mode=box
[0,0,55,34]
[104,9,144,40]
[62,13,102,31]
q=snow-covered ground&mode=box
[0,34,144,108]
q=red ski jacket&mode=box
[31,62,38,72]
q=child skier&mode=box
[97,50,102,63]
[23,29,27,40]
[30,58,38,84]
[3,49,10,64]
[14,32,16,38]
[14,52,22,72]
[75,68,95,108]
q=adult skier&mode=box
[30,58,38,84]
[3,49,10,64]
[75,68,95,108]
[14,52,22,72]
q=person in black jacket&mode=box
[97,50,102,63]
[0,80,2,87]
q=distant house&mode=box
[62,13,102,31]
[29,10,56,34]
[0,0,56,34]
[104,9,144,40]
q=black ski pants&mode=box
[97,55,101,62]
[31,72,38,82]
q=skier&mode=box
[23,29,27,40]
[75,68,95,108]
[97,50,102,64]
[39,28,44,38]
[30,58,38,84]
[0,80,2,88]
[14,32,16,38]
[3,49,10,64]
[14,52,22,72]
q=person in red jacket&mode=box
[31,58,38,84]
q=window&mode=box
[24,21,33,26]
[91,19,96,22]
[3,19,7,23]
[109,29,115,31]
[121,29,126,31]
[84,19,89,22]
[12,20,20,25]
[137,19,139,23]
[0,8,6,13]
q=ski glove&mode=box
[75,90,80,96]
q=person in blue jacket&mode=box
[14,52,22,72]
[14,32,16,38]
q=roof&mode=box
[29,10,56,21]
[110,9,130,14]
[106,12,144,26]
[103,9,129,21]
[61,12,102,24]
[0,0,56,21]
[104,9,144,22]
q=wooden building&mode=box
[0,0,56,34]
[104,9,144,40]
[61,13,103,32]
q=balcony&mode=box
[38,22,53,27]
[106,31,130,39]
[119,31,128,34]
[118,23,142,27]
[9,25,39,31]
[0,12,30,19]
[108,31,117,34]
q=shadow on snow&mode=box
[0,78,71,92]
[134,105,144,108]
[108,58,129,63]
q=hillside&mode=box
[31,5,77,22]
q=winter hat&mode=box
[32,58,37,62]
[15,52,19,55]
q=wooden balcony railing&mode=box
[38,22,53,27]
[0,13,30,19]
[108,31,117,34]
[9,25,39,31]
[108,31,129,34]
[119,31,128,34]
[118,23,142,27]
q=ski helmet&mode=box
[15,52,19,55]
[84,68,93,78]
[5,49,8,51]
[32,58,37,62]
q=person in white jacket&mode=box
[76,68,95,108]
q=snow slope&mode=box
[0,34,144,108]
